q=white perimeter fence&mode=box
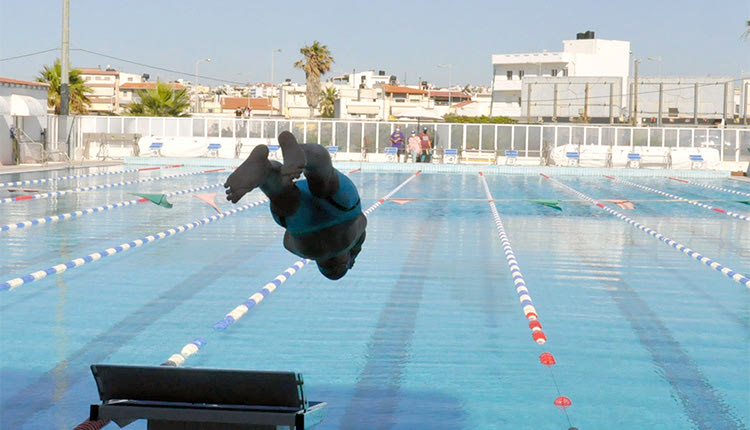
[37,115,750,165]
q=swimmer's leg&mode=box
[224,145,272,203]
[278,131,306,179]
[259,161,300,218]
[299,143,339,198]
[278,131,339,199]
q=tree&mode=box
[126,81,191,117]
[319,86,338,118]
[294,41,334,118]
[36,58,92,115]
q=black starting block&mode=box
[89,364,327,430]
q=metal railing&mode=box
[59,115,750,163]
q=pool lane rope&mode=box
[478,172,575,428]
[542,174,750,289]
[0,167,225,204]
[0,197,269,292]
[668,177,750,198]
[0,183,224,232]
[0,165,182,188]
[162,170,423,367]
[606,176,750,222]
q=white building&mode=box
[491,31,630,118]
[78,67,144,114]
[0,77,49,164]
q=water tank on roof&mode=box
[378,70,386,76]
[576,31,595,39]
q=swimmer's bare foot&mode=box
[224,145,271,203]
[278,131,306,179]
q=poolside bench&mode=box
[268,144,281,160]
[149,142,163,157]
[461,150,496,165]
[443,148,459,164]
[689,154,704,170]
[627,152,641,169]
[206,143,221,158]
[504,150,518,165]
[638,147,671,169]
[566,151,580,167]
[327,146,338,161]
[384,146,398,162]
[88,364,327,430]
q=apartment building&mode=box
[78,67,144,114]
[490,31,630,119]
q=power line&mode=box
[71,48,245,85]
[0,48,59,62]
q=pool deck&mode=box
[0,159,747,181]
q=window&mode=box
[551,69,558,77]
[562,69,568,77]
[506,71,513,80]
[519,70,524,79]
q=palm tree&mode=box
[319,86,338,118]
[294,41,334,118]
[126,81,191,117]
[36,59,92,114]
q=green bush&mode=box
[443,114,517,124]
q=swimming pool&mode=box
[0,163,748,429]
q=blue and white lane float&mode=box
[542,174,750,289]
[480,173,575,428]
[0,167,225,204]
[0,197,269,292]
[669,176,750,198]
[0,164,182,188]
[163,170,423,366]
[478,173,546,344]
[0,183,223,232]
[606,176,750,222]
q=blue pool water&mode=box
[0,164,748,430]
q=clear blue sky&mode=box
[1,0,748,87]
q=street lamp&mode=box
[270,49,281,114]
[271,49,282,87]
[647,56,662,78]
[194,58,211,86]
[437,63,452,108]
[194,58,211,113]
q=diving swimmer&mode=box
[224,131,366,280]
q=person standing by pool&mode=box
[224,131,366,280]
[389,126,405,162]
[407,130,422,163]
[419,127,432,163]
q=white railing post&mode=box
[462,124,467,151]
[553,124,558,150]
[525,125,529,156]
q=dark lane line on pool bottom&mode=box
[338,198,446,429]
[561,231,745,430]
[0,243,270,430]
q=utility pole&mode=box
[60,0,70,116]
[632,59,640,126]
[584,83,589,123]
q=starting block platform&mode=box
[88,364,327,430]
